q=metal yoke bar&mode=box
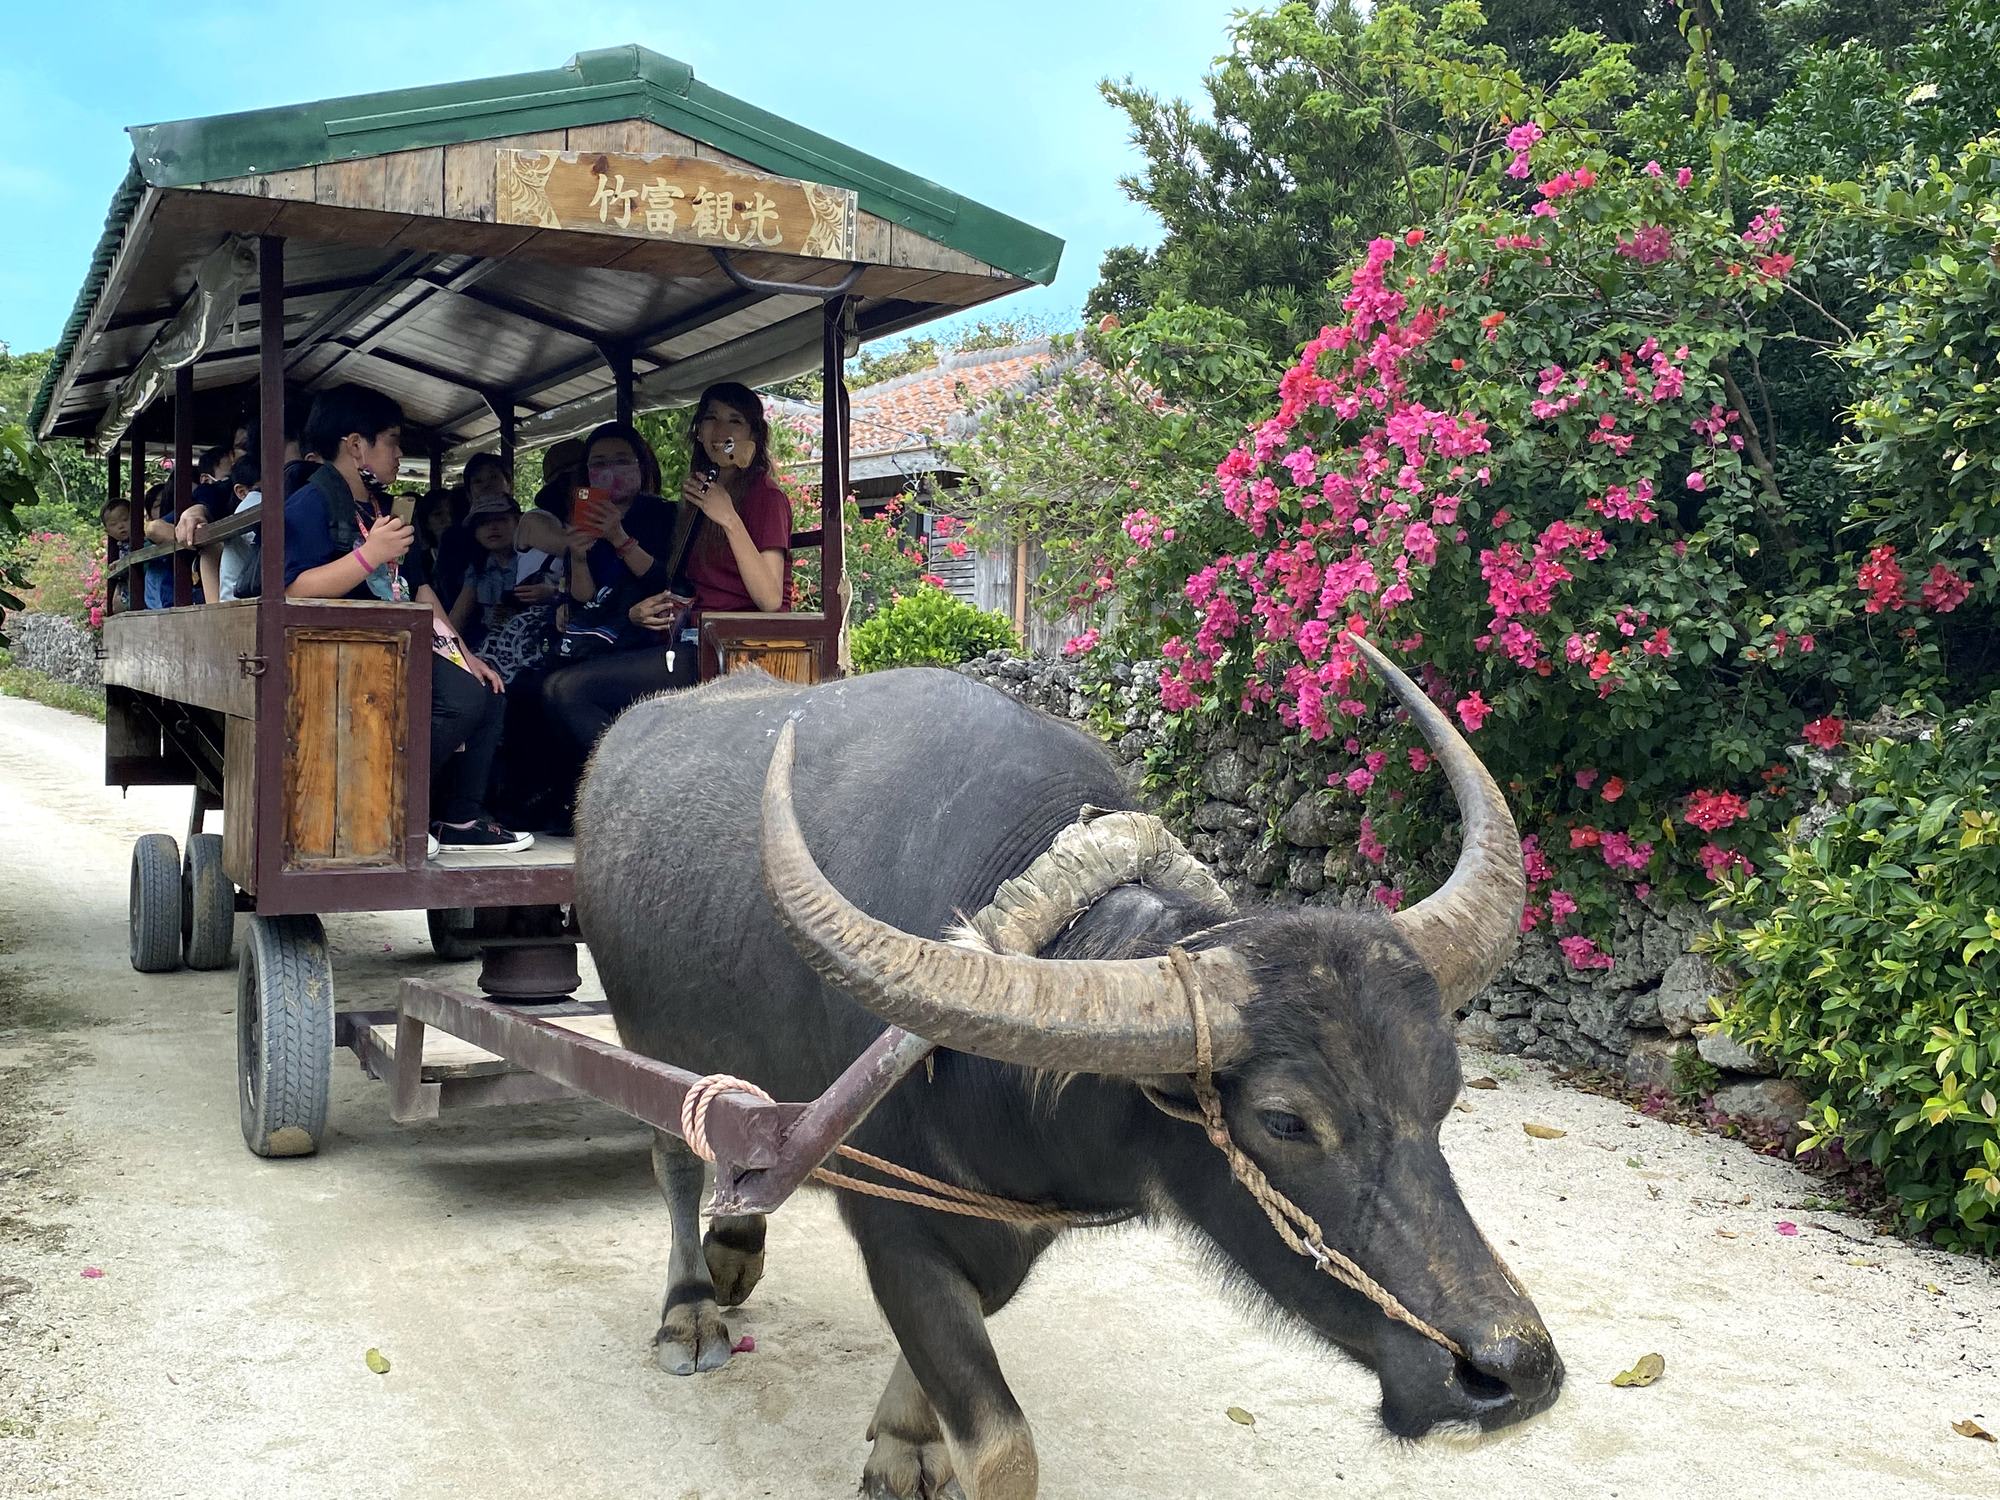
[392,979,935,1218]
[172,365,194,606]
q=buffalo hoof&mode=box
[704,1238,766,1309]
[860,1428,960,1499]
[654,1298,733,1376]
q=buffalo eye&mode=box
[1258,1108,1310,1143]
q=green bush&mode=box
[850,587,1017,672]
[1714,702,2000,1252]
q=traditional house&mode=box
[777,336,1096,652]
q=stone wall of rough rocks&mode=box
[955,649,1809,1136]
[4,612,103,691]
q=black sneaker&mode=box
[432,818,535,854]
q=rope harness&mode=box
[679,1073,1125,1229]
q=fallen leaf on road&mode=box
[1453,1101,1475,1113]
[1466,1076,1499,1090]
[1523,1122,1567,1140]
[1226,1407,1256,1426]
[1925,1283,1944,1296]
[80,1267,103,1280]
[365,1348,391,1375]
[731,1335,756,1354]
[1775,1221,1799,1237]
[1952,1419,1994,1443]
[1610,1353,1666,1388]
[1846,1258,1879,1268]
[0,1276,31,1301]
[1715,1229,1738,1239]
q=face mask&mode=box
[588,462,642,501]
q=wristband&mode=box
[352,545,372,571]
[615,535,641,555]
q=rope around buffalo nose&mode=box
[1141,947,1472,1362]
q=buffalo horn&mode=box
[759,720,1250,1074]
[1347,634,1527,1013]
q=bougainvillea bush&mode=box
[1109,122,1975,962]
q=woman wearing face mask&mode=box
[535,422,694,791]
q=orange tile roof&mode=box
[777,342,1083,466]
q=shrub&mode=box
[850,587,1017,672]
[1714,702,2000,1252]
[7,523,105,629]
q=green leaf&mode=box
[365,1348,391,1375]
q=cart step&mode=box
[365,1005,621,1080]
[427,833,576,871]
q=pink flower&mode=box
[1801,715,1845,750]
[1456,691,1492,732]
[1408,746,1432,773]
[1920,563,1972,613]
[1600,776,1625,802]
[1857,544,1907,614]
[1547,889,1579,923]
[1575,767,1600,790]
[1685,470,1707,492]
[1345,767,1376,794]
[1685,790,1750,833]
[1698,843,1754,882]
[1675,167,1693,189]
[1559,935,1614,971]
[1062,629,1101,657]
[1357,816,1387,865]
[1371,885,1405,911]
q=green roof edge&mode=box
[33,45,1063,437]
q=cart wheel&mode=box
[426,907,480,962]
[129,834,183,973]
[236,915,333,1158]
[181,833,235,971]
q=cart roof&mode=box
[31,45,1064,461]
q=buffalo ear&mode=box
[1137,1074,1207,1126]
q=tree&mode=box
[0,345,107,524]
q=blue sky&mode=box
[0,0,1235,355]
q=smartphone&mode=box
[572,486,614,536]
[390,495,417,525]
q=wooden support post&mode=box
[611,346,635,428]
[129,432,147,610]
[254,234,289,908]
[819,298,848,636]
[173,364,195,606]
[106,446,122,615]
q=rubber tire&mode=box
[129,834,183,974]
[181,833,235,971]
[236,915,334,1158]
[426,907,480,962]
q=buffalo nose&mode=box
[1457,1325,1563,1420]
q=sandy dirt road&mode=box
[0,692,1995,1500]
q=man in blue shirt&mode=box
[283,384,530,854]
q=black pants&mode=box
[542,645,695,760]
[432,655,505,825]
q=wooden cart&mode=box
[30,44,1060,1160]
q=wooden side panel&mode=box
[442,130,568,222]
[224,715,258,891]
[315,157,389,210]
[283,627,410,870]
[381,147,445,216]
[332,635,407,862]
[101,601,258,718]
[200,168,317,202]
[284,632,340,865]
[723,641,820,683]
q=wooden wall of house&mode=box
[932,535,1094,657]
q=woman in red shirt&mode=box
[543,384,792,771]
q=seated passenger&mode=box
[541,384,792,758]
[411,489,455,576]
[432,452,513,603]
[282,384,531,854]
[139,483,178,608]
[446,490,522,650]
[101,497,133,611]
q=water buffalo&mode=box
[575,641,1561,1500]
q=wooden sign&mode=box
[495,149,857,260]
